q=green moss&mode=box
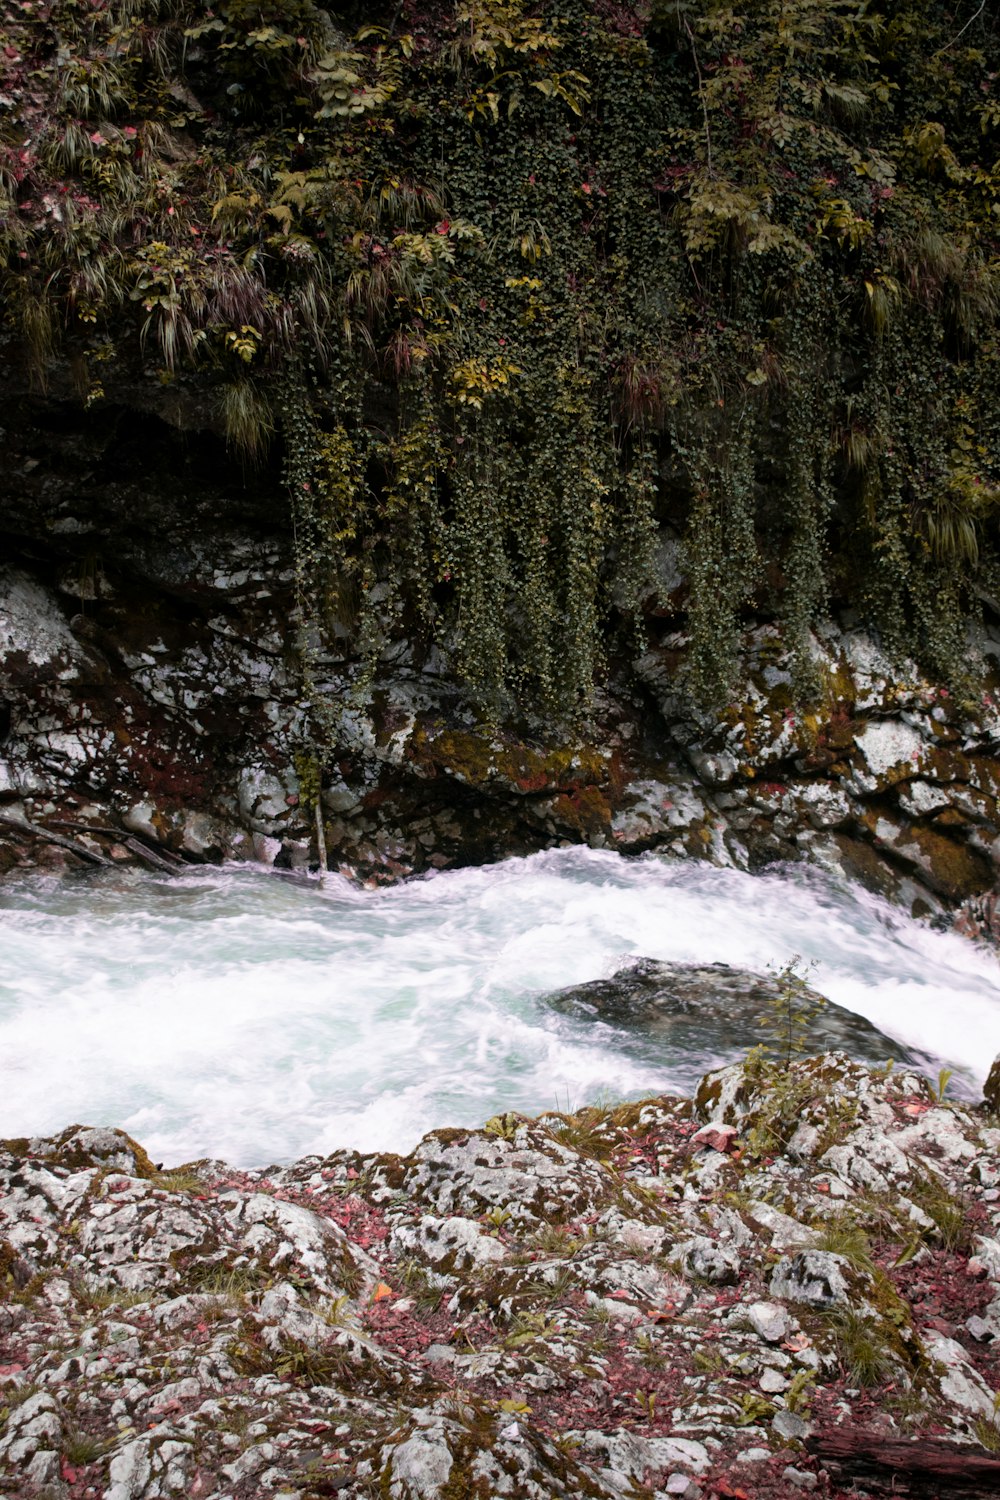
[409,723,607,796]
[895,823,994,902]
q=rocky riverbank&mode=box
[3,1053,1000,1500]
[4,524,1000,939]
[5,389,1000,937]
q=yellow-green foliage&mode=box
[2,0,999,715]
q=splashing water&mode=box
[1,848,997,1166]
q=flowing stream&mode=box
[1,848,997,1167]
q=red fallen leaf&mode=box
[645,1303,676,1322]
[372,1282,393,1302]
[346,1167,359,1180]
[901,1101,931,1117]
[60,1460,78,1483]
[690,1123,739,1154]
[607,1290,635,1301]
[712,1482,749,1499]
[783,1332,812,1351]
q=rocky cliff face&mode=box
[4,385,1000,933]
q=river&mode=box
[1,848,996,1166]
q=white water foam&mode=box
[1,848,997,1165]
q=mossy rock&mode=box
[885,823,994,903]
[407,722,608,798]
[8,1124,160,1179]
[984,1055,1000,1114]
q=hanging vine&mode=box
[1,0,999,720]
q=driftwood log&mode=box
[0,814,186,874]
[807,1429,1000,1496]
[0,812,112,867]
[50,819,186,873]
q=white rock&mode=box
[390,1214,507,1272]
[586,1431,709,1478]
[786,1122,821,1160]
[237,765,291,827]
[251,832,282,864]
[965,1315,997,1343]
[747,1301,791,1343]
[388,1425,454,1497]
[24,1449,62,1489]
[257,1281,342,1348]
[854,720,925,780]
[688,750,738,787]
[924,1331,1000,1419]
[898,781,951,818]
[0,568,85,669]
[821,1125,911,1190]
[746,1201,820,1253]
[795,783,852,828]
[0,1390,62,1466]
[772,1409,812,1441]
[675,1236,740,1284]
[970,1236,1000,1283]
[105,1437,152,1500]
[122,801,161,842]
[770,1251,854,1309]
[894,1111,979,1168]
[783,1465,818,1490]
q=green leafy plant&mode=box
[934,1067,954,1103]
[757,958,826,1069]
[2,0,999,724]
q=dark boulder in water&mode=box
[544,959,949,1084]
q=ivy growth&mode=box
[1,0,999,723]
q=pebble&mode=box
[783,1465,818,1490]
[772,1410,812,1442]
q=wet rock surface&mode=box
[4,396,1000,934]
[543,961,947,1084]
[2,1054,1000,1499]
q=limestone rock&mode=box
[746,1301,792,1343]
[0,1055,998,1499]
[676,1235,740,1284]
[770,1250,854,1309]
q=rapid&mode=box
[1,847,997,1166]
